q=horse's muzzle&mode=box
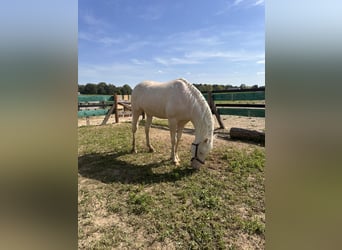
[191,142,205,169]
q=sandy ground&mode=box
[78,114,265,132]
[214,115,265,132]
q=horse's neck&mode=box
[191,104,213,143]
[179,79,213,143]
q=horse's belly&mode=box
[143,105,168,119]
[143,105,189,120]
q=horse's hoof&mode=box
[173,160,180,166]
[131,149,137,154]
[148,148,155,153]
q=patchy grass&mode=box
[78,122,265,249]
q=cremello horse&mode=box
[131,78,214,169]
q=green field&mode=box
[78,122,265,249]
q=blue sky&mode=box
[79,0,264,88]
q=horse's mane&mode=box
[177,78,213,145]
[177,78,210,115]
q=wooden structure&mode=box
[78,94,132,125]
[203,89,265,129]
[77,89,265,129]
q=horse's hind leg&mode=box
[145,114,155,152]
[131,109,140,153]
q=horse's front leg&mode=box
[168,119,179,165]
[145,114,155,152]
[175,120,187,163]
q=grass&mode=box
[78,122,265,249]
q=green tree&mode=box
[97,82,107,94]
[106,84,117,95]
[224,84,233,90]
[121,84,132,95]
[251,84,258,89]
[194,83,213,92]
[193,83,203,92]
[213,84,225,91]
[78,84,85,94]
[84,83,97,94]
[203,84,212,92]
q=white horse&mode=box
[131,78,214,169]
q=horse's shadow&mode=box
[78,150,196,184]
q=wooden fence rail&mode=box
[78,94,132,125]
[203,89,265,129]
[78,89,265,128]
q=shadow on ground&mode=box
[78,150,196,184]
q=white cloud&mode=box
[152,49,264,67]
[235,0,264,7]
[254,0,264,6]
[217,0,264,14]
[122,41,151,52]
[80,63,136,75]
[185,50,264,62]
[131,59,150,65]
[154,57,199,66]
[78,62,148,85]
[82,13,102,26]
[80,12,108,28]
[163,28,226,49]
[78,60,265,87]
[79,31,122,46]
[234,0,244,6]
[78,2,264,86]
[98,37,121,46]
[78,31,93,42]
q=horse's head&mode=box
[190,138,212,169]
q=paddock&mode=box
[78,114,265,132]
[78,119,265,249]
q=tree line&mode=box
[78,82,264,95]
[78,82,132,95]
[193,83,264,92]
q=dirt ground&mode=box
[78,116,265,249]
[78,123,265,249]
[78,114,265,133]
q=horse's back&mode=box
[133,79,184,93]
[132,79,189,119]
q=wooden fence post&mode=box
[208,91,225,129]
[101,94,118,125]
[114,93,119,123]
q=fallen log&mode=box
[229,127,265,144]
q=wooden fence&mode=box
[203,89,265,129]
[78,89,265,128]
[78,94,131,125]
